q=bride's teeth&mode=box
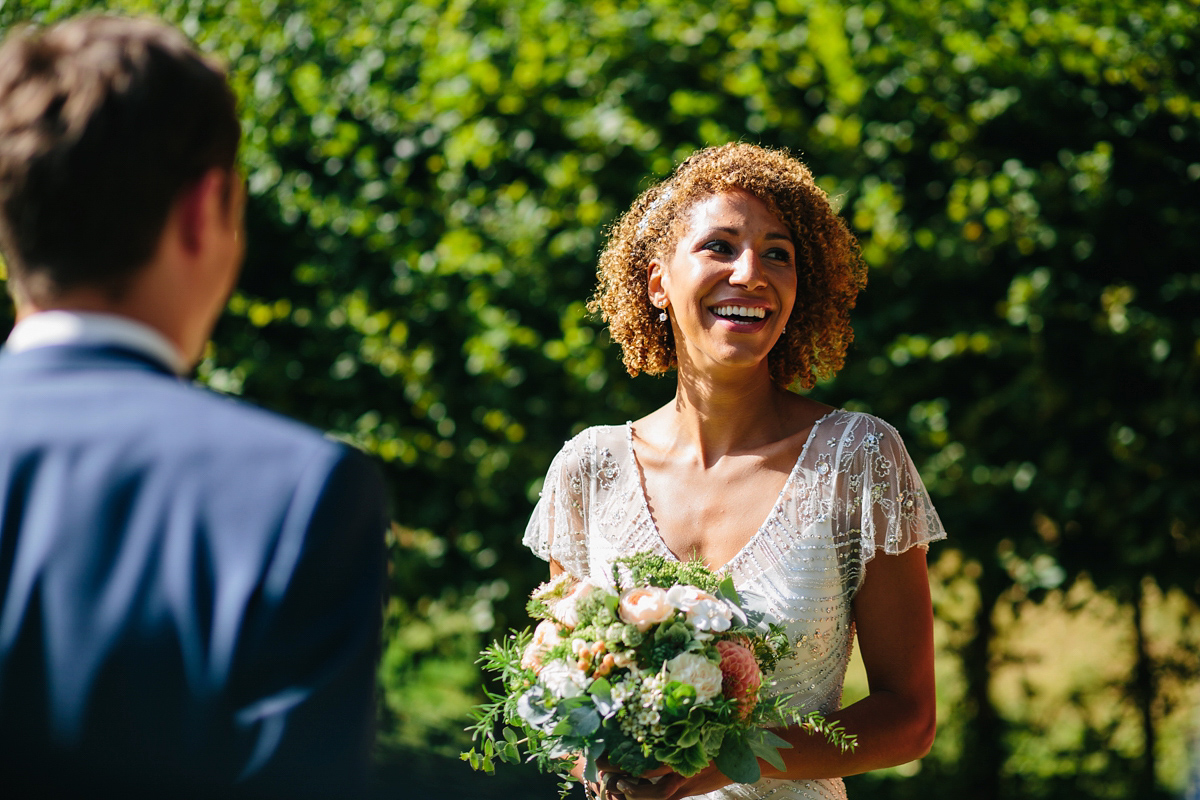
[713,305,766,319]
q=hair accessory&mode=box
[658,311,668,322]
[637,185,675,235]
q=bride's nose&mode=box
[729,248,768,289]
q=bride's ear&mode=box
[647,258,668,310]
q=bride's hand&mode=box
[585,756,637,800]
[586,770,624,800]
[612,763,730,800]
[588,765,643,800]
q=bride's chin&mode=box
[679,349,775,379]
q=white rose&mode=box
[664,652,724,703]
[553,597,580,629]
[539,658,590,699]
[665,585,733,632]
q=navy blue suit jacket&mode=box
[0,344,388,798]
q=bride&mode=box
[523,143,946,800]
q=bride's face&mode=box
[648,189,797,376]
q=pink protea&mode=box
[716,639,762,719]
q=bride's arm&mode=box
[617,546,937,800]
[771,546,939,774]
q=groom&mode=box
[0,15,387,799]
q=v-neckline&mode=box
[625,409,839,574]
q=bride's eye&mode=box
[765,247,793,264]
[701,239,734,255]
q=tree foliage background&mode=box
[1,0,1198,798]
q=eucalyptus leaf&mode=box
[516,686,554,728]
[553,706,600,738]
[583,741,606,782]
[590,680,618,718]
[548,739,577,760]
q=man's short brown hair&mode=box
[0,15,240,303]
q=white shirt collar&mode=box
[4,311,187,375]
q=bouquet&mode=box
[463,552,855,794]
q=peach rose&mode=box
[618,586,675,632]
[716,639,763,719]
[521,619,563,672]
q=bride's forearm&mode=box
[764,548,939,781]
[761,688,936,781]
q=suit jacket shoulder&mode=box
[0,346,388,798]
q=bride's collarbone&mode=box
[632,410,824,566]
[642,460,791,568]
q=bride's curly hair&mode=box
[589,143,867,390]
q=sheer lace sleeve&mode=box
[833,413,946,586]
[522,437,590,579]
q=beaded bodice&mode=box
[523,410,946,800]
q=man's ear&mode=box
[647,258,668,310]
[174,169,227,256]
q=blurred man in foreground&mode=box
[0,15,387,798]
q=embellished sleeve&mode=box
[522,436,591,579]
[834,414,946,582]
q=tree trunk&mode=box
[1132,579,1158,797]
[962,570,1005,800]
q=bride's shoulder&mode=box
[824,408,899,431]
[542,424,631,492]
[551,423,631,465]
[561,422,629,448]
[821,408,912,454]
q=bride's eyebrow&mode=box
[696,227,795,245]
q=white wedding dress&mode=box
[523,409,947,800]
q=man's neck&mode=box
[17,279,195,369]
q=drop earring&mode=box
[658,311,668,322]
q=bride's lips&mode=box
[706,301,774,332]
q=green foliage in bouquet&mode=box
[613,552,721,594]
[463,553,856,795]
